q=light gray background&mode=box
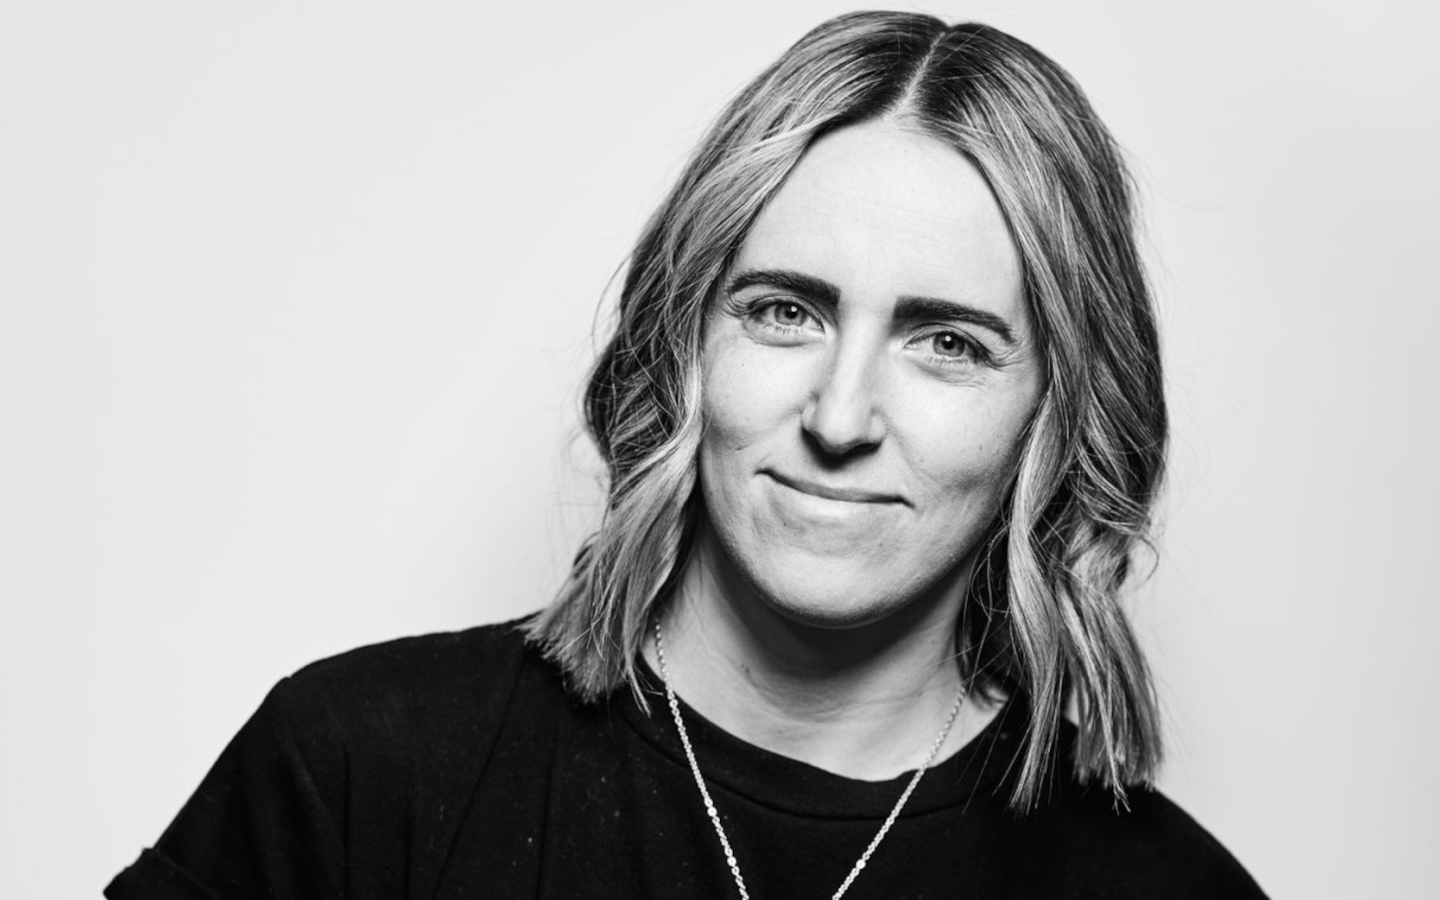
[2,2,1436,897]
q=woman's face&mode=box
[697,119,1044,628]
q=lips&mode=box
[765,470,906,505]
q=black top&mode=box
[106,618,1268,899]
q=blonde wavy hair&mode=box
[524,11,1167,810]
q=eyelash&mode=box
[738,297,993,368]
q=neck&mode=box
[644,528,999,780]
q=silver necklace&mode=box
[651,616,965,900]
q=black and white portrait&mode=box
[2,3,1435,899]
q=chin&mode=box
[738,553,927,630]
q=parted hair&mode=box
[523,11,1167,810]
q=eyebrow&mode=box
[726,267,1020,346]
[727,268,839,309]
[894,296,1019,346]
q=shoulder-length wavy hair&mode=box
[524,11,1167,810]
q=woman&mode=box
[107,12,1266,899]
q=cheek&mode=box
[699,335,810,455]
[903,393,1034,518]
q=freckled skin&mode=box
[696,119,1044,629]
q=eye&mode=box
[748,299,822,334]
[931,331,970,358]
[764,301,816,328]
[908,328,992,369]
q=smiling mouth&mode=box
[766,471,906,505]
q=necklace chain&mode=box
[651,615,965,900]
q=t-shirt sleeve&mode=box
[105,676,346,900]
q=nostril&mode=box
[800,396,884,458]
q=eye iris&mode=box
[934,332,965,356]
[777,303,804,324]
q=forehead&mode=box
[732,120,1023,315]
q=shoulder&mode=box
[106,619,551,900]
[261,615,544,770]
[283,615,535,706]
[1024,777,1268,899]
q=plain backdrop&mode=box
[2,1,1437,897]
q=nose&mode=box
[800,342,886,457]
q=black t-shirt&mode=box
[106,618,1268,899]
